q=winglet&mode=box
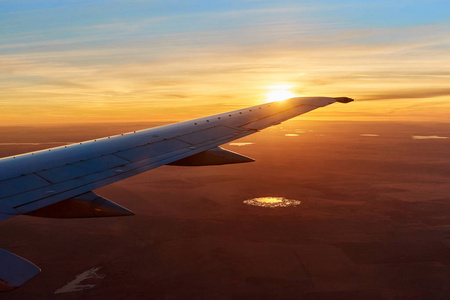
[0,249,40,291]
[333,97,354,103]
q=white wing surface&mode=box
[0,96,352,289]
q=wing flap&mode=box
[0,249,40,291]
[25,191,134,218]
[37,154,129,184]
[169,147,254,166]
[0,174,50,199]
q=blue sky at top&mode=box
[2,0,449,39]
[0,0,448,62]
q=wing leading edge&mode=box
[0,96,353,289]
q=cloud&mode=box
[360,88,450,101]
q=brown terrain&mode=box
[0,120,449,299]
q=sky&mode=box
[1,0,449,125]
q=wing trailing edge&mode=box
[24,191,134,218]
[0,249,40,291]
[168,147,254,166]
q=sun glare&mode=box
[264,86,298,103]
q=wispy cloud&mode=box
[361,88,450,101]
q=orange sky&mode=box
[1,1,449,125]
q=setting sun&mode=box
[264,86,298,103]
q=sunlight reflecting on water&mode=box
[229,142,254,146]
[244,197,301,208]
[412,135,448,140]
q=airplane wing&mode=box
[0,96,352,289]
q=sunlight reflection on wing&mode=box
[265,90,297,103]
[264,84,299,103]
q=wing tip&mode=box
[333,97,354,103]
